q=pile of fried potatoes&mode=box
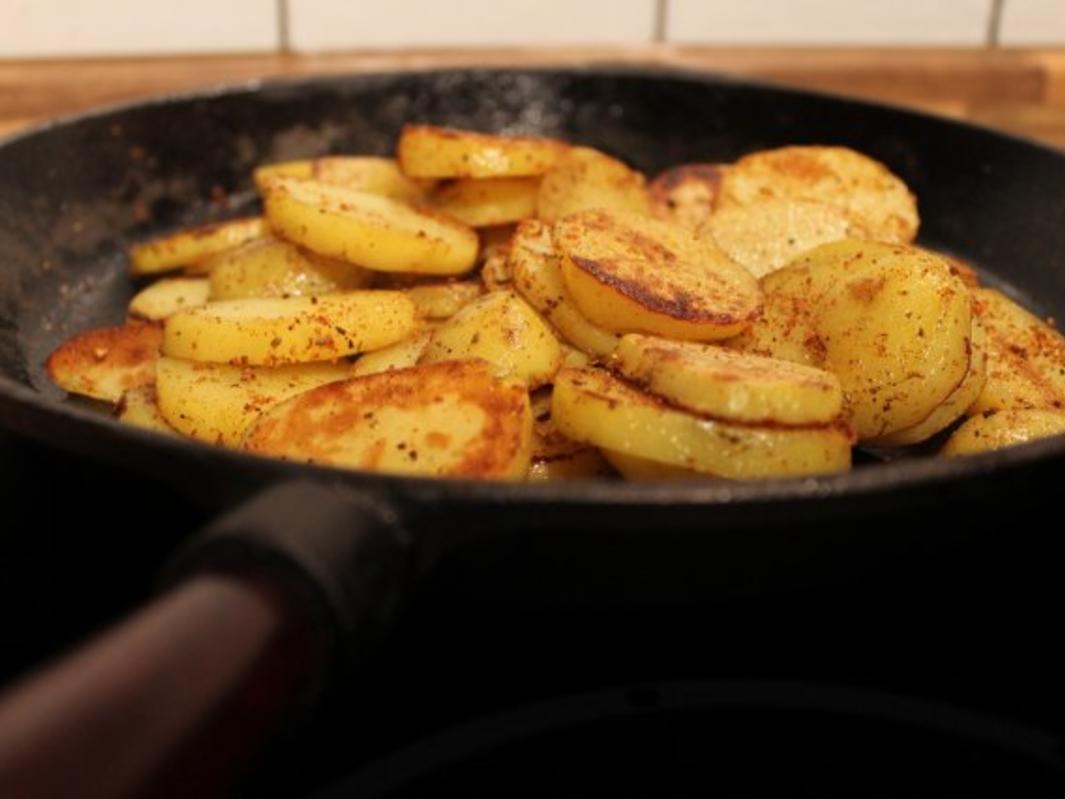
[46,125,1065,481]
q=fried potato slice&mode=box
[509,219,619,358]
[555,210,761,342]
[968,288,1065,414]
[313,156,432,203]
[943,409,1065,457]
[128,277,210,321]
[163,291,417,366]
[397,125,566,179]
[351,332,431,377]
[206,236,373,301]
[871,315,988,446]
[529,449,613,481]
[420,291,561,387]
[253,160,313,192]
[537,147,650,224]
[724,266,824,366]
[114,385,177,436]
[46,321,162,402]
[649,163,727,228]
[243,359,533,479]
[129,216,266,275]
[614,334,843,425]
[719,146,918,244]
[704,198,858,279]
[602,449,710,481]
[263,177,478,275]
[155,356,357,445]
[431,177,540,227]
[405,281,483,320]
[552,368,852,479]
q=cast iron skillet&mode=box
[0,67,1064,795]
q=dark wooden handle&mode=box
[0,573,323,799]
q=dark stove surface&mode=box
[3,428,1064,796]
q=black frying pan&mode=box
[0,67,1064,796]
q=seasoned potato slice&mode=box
[405,281,483,320]
[704,199,858,279]
[969,288,1065,414]
[537,147,650,224]
[509,220,619,358]
[432,177,540,227]
[129,277,209,320]
[943,410,1065,457]
[615,334,843,425]
[420,291,561,387]
[719,146,918,244]
[115,385,177,436]
[351,332,431,377]
[243,360,533,479]
[555,210,761,342]
[253,160,313,192]
[552,368,852,479]
[163,291,417,366]
[156,357,356,445]
[602,449,710,481]
[46,322,162,402]
[398,124,566,179]
[129,216,266,275]
[207,236,373,301]
[313,156,432,203]
[649,163,728,228]
[724,266,824,366]
[263,177,478,275]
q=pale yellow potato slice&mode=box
[555,210,761,342]
[601,449,710,481]
[128,277,209,321]
[46,322,162,402]
[537,147,650,224]
[719,146,918,244]
[263,177,478,275]
[420,291,561,388]
[114,385,177,436]
[351,332,431,377]
[252,160,313,192]
[560,343,591,369]
[529,449,613,481]
[243,360,533,480]
[969,288,1065,414]
[649,163,728,228]
[405,281,483,320]
[508,220,619,359]
[207,236,373,301]
[704,198,858,279]
[397,124,566,179]
[614,333,843,425]
[129,216,266,275]
[943,410,1065,457]
[431,176,540,227]
[552,368,852,479]
[871,315,988,446]
[155,357,356,446]
[163,291,417,366]
[313,156,432,203]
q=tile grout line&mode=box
[653,0,668,42]
[277,0,291,53]
[987,0,1005,48]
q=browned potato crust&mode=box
[649,163,728,228]
[46,322,162,402]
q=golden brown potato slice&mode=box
[350,332,431,378]
[243,359,533,480]
[431,177,540,227]
[968,288,1065,414]
[128,277,210,320]
[252,160,314,192]
[724,267,824,366]
[114,385,177,436]
[163,291,417,366]
[405,281,483,320]
[47,321,162,402]
[420,291,561,388]
[553,368,852,479]
[206,236,373,301]
[397,125,566,179]
[529,449,613,481]
[313,156,432,203]
[614,334,843,425]
[943,409,1065,457]
[129,216,266,275]
[528,387,612,480]
[555,210,761,342]
[508,219,619,359]
[537,147,650,224]
[704,199,858,279]
[602,449,710,481]
[719,146,918,244]
[263,177,478,275]
[155,357,357,446]
[649,163,728,228]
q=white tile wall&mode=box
[999,0,1065,45]
[286,0,658,50]
[0,0,277,57]
[665,0,994,45]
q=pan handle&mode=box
[0,480,414,799]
